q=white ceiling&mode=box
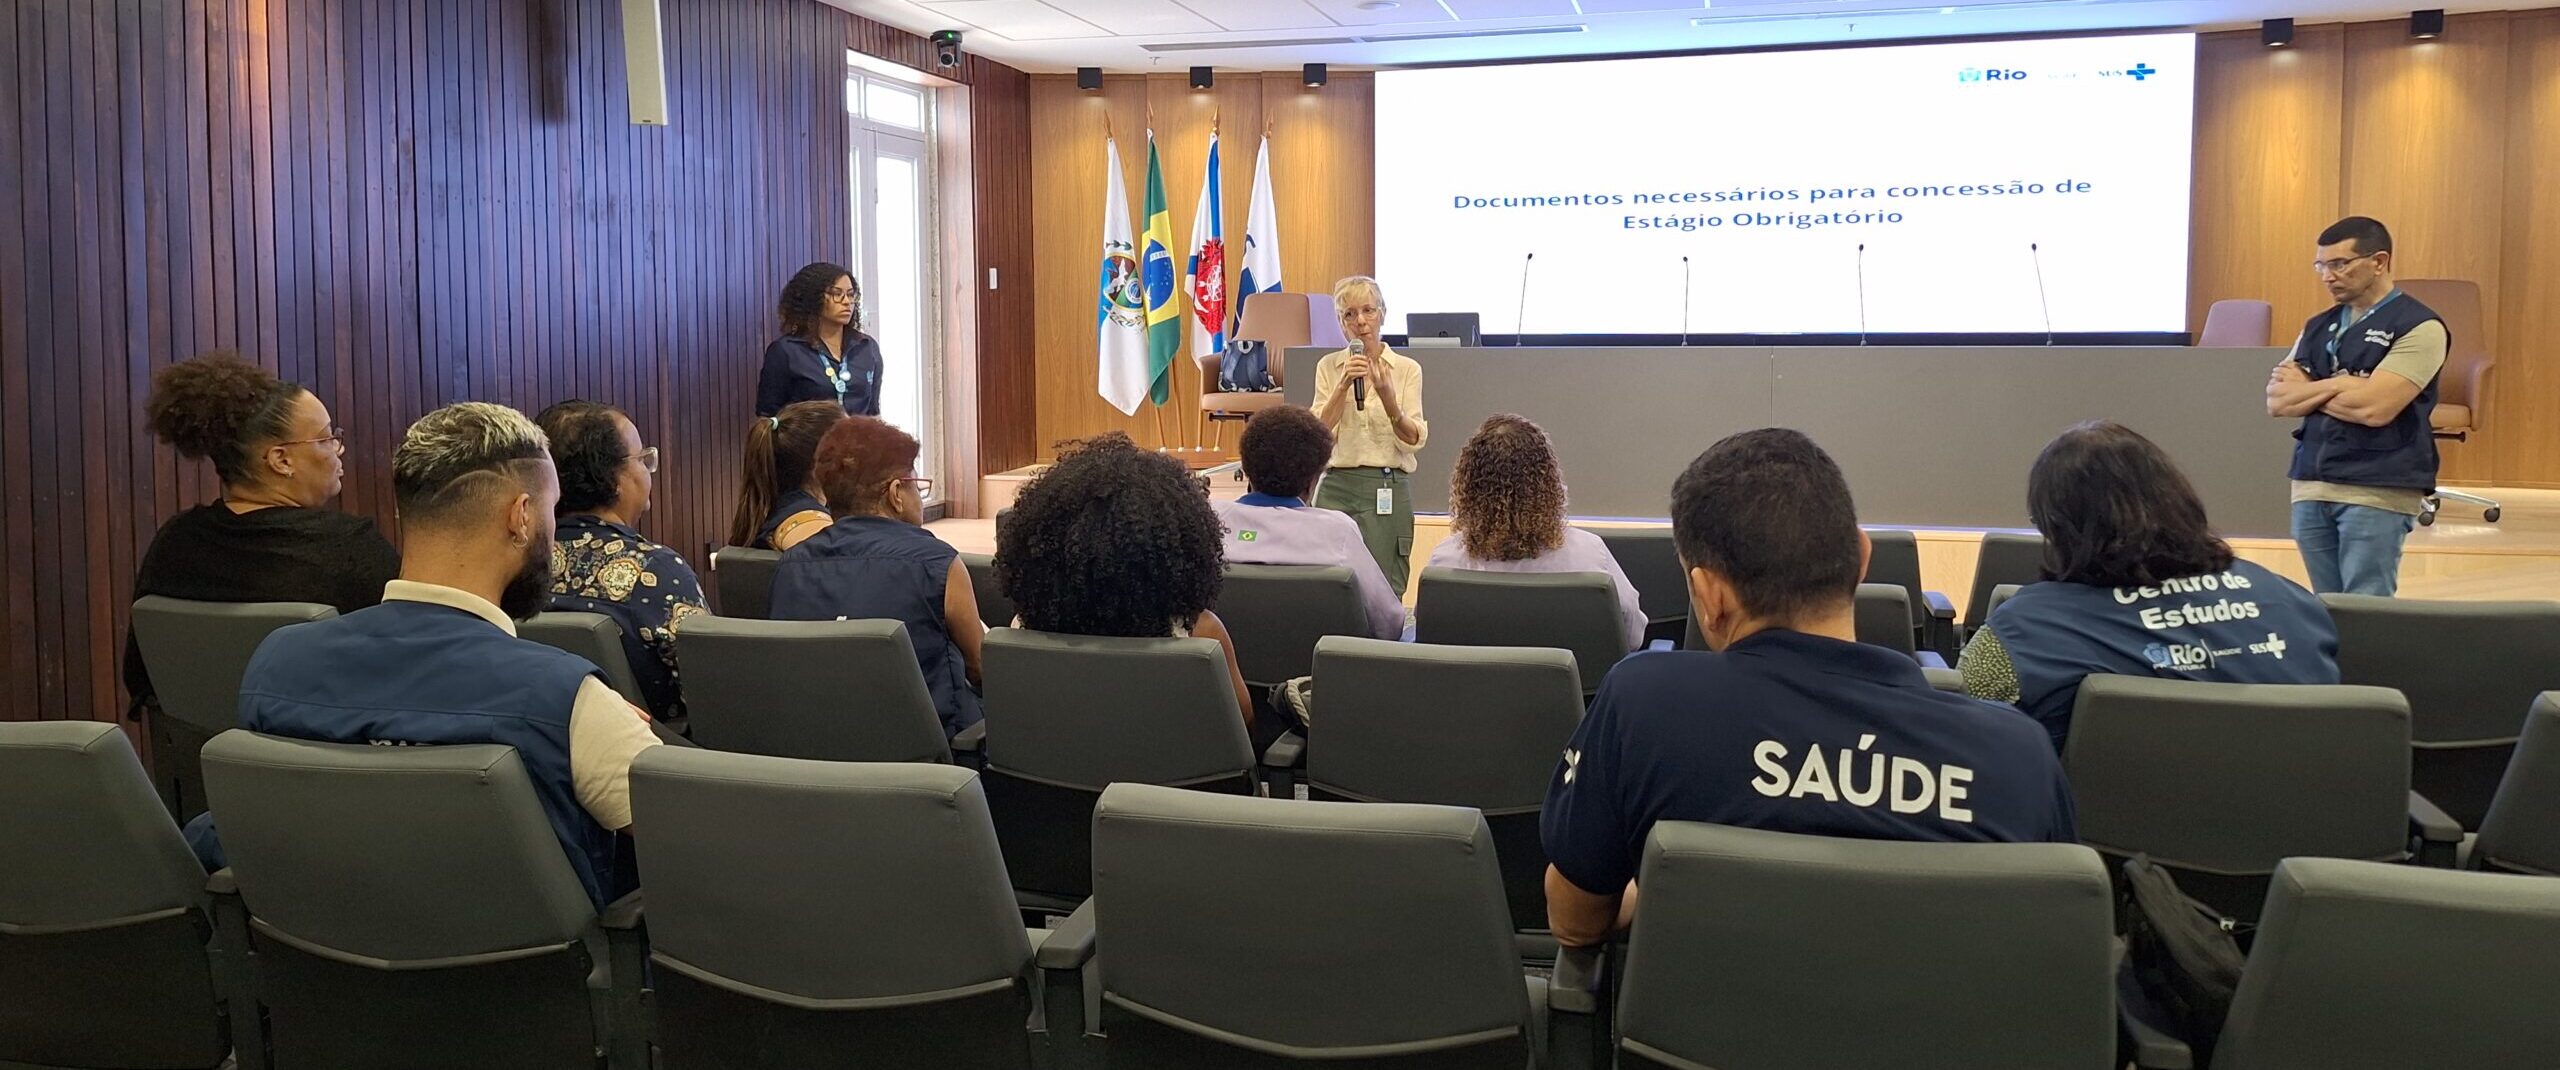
[821,0,2523,72]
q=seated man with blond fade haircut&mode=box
[185,402,661,907]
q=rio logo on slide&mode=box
[1957,66,2027,83]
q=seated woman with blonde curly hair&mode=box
[1424,413,1646,651]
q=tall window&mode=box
[847,60,939,500]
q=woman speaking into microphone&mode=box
[1310,275,1428,594]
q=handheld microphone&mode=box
[2030,242,2054,346]
[1349,338,1367,411]
[1679,256,1692,346]
[1514,252,1535,346]
[1855,243,1869,347]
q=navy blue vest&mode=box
[237,599,631,907]
[2287,290,2444,492]
[768,516,983,736]
[1987,559,2340,750]
[754,489,825,550]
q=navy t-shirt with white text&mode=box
[1541,630,2077,895]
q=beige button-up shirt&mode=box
[1310,344,1427,472]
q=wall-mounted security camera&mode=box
[931,29,963,68]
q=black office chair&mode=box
[709,546,781,620]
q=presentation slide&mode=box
[1374,33,2196,337]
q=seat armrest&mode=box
[1644,638,1674,652]
[1922,591,1957,619]
[1547,944,1609,1016]
[600,890,646,931]
[205,867,238,896]
[2409,791,2463,867]
[951,720,987,755]
[1261,731,1306,770]
[1035,899,1097,970]
[1914,650,1949,670]
[2117,965,2194,1069]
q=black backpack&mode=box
[2121,854,2252,1062]
[1218,339,1279,393]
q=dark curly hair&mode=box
[777,261,863,341]
[814,415,919,517]
[533,399,630,516]
[995,432,1225,637]
[144,351,306,485]
[2029,421,2234,588]
[1448,413,1567,562]
[1238,405,1334,499]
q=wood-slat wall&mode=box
[0,0,1036,722]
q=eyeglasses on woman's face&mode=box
[274,426,346,453]
[823,286,857,302]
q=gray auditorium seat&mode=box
[2473,692,2560,877]
[128,595,337,822]
[1301,637,1583,934]
[1090,784,1540,1067]
[1416,567,1629,695]
[0,721,236,1070]
[200,730,645,1069]
[2064,675,2444,921]
[710,546,781,619]
[1864,529,1959,656]
[2208,858,2560,1070]
[2323,594,2560,828]
[1579,525,1690,642]
[1615,823,2116,1070]
[1217,563,1375,727]
[978,629,1257,912]
[1852,582,1949,668]
[628,748,1088,1067]
[518,611,651,711]
[959,552,1015,630]
[674,616,951,764]
[1986,582,2024,620]
[1963,532,2044,633]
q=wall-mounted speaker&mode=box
[620,0,670,126]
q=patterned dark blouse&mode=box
[547,514,708,719]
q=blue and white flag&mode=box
[1230,134,1283,335]
[1096,136,1148,416]
[1185,131,1227,364]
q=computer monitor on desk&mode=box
[1405,313,1479,348]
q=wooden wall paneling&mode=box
[2494,11,2560,488]
[1262,70,1373,323]
[967,60,1037,477]
[2187,24,2342,345]
[2340,12,2510,484]
[0,1,31,722]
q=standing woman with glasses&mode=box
[757,261,883,418]
[125,351,400,717]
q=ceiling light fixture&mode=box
[1303,62,1328,87]
[2261,17,2293,47]
[1076,66,1102,90]
[1190,65,1214,90]
[2410,8,2444,38]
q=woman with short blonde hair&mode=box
[1309,275,1428,593]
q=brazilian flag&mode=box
[1140,134,1179,406]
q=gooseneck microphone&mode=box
[1680,255,1692,347]
[1349,338,1367,411]
[1514,252,1535,346]
[1856,243,1869,347]
[2030,242,2054,347]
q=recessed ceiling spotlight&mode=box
[1358,0,1401,10]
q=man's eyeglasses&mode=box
[2313,252,2381,276]
[274,426,346,451]
[634,446,660,474]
